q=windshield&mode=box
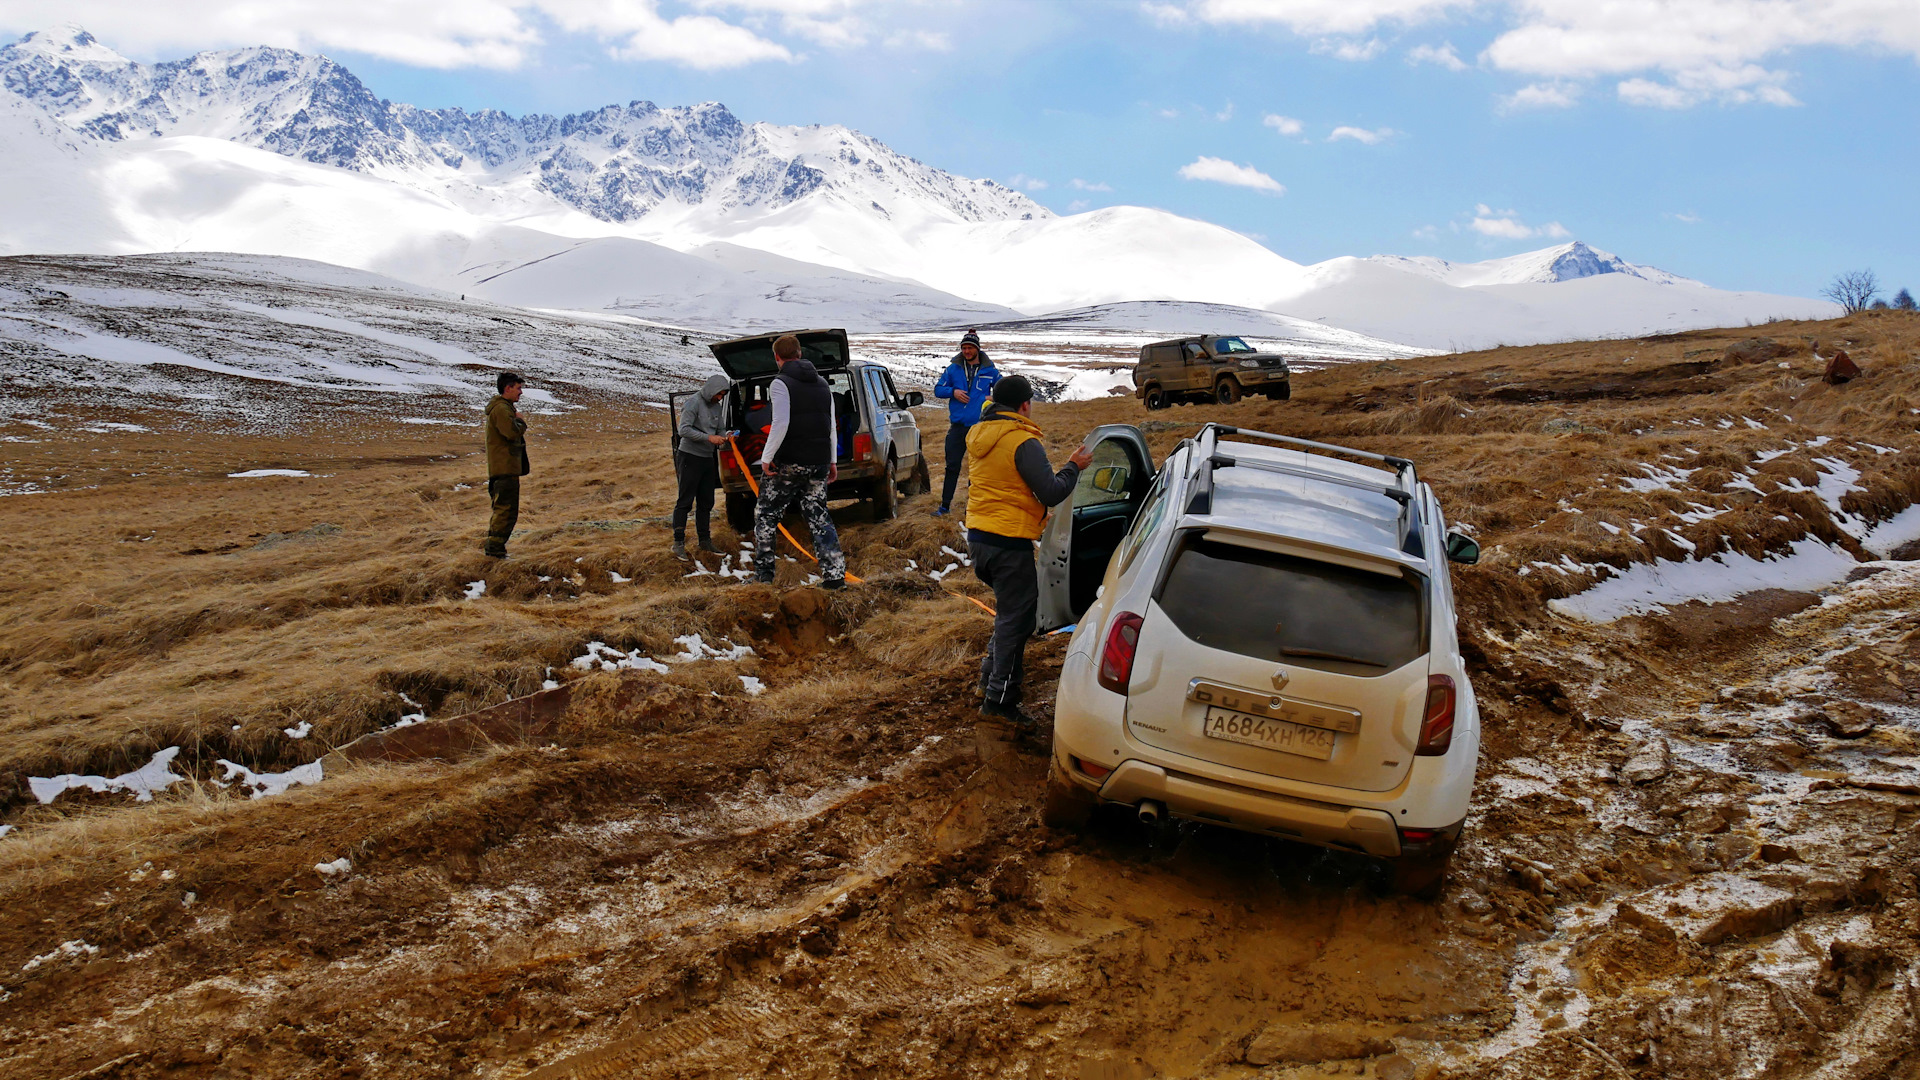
[1155,535,1427,674]
[1211,337,1255,354]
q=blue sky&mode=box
[13,1,1919,300]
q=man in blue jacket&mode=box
[931,329,1000,516]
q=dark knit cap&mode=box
[992,374,1033,408]
[960,329,981,349]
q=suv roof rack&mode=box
[1181,423,1425,558]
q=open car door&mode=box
[1036,424,1156,632]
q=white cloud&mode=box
[1312,37,1385,61]
[1185,0,1466,36]
[1007,173,1049,192]
[0,1,806,69]
[1500,81,1579,109]
[1069,178,1113,191]
[1261,113,1305,136]
[1068,199,1091,212]
[1407,42,1467,70]
[1140,2,1193,27]
[1178,156,1286,194]
[1469,204,1569,240]
[1328,125,1398,144]
[1666,210,1703,224]
[1215,102,1235,121]
[1166,0,1920,110]
[1412,224,1441,240]
[1155,106,1183,119]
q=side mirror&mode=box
[1091,465,1130,494]
[1445,531,1480,565]
[903,391,925,407]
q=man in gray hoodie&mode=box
[673,373,733,559]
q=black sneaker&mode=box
[979,700,1037,728]
[671,541,690,561]
[820,577,846,590]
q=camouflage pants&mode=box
[753,463,845,584]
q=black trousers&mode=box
[671,450,718,542]
[973,540,1038,707]
[941,421,970,509]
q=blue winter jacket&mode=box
[932,353,1000,426]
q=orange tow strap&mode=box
[726,436,995,616]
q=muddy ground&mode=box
[2,312,1919,1079]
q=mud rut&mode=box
[5,569,1920,1080]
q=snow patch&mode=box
[218,759,324,799]
[228,469,311,478]
[29,746,182,804]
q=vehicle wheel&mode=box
[1387,852,1452,900]
[1040,764,1097,830]
[1215,379,1242,405]
[1266,383,1292,401]
[1143,386,1167,410]
[906,456,931,496]
[725,491,756,536]
[872,461,899,520]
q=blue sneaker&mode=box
[932,505,950,517]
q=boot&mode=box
[980,699,1038,729]
[697,535,722,554]
[671,540,689,561]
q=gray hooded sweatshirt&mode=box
[678,374,732,457]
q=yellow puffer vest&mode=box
[964,411,1048,540]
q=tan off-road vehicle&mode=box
[1133,335,1292,409]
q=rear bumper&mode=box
[1092,758,1403,857]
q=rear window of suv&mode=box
[1155,535,1428,674]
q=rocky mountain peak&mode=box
[0,27,1048,227]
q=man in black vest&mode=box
[752,334,847,588]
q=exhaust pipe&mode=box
[1137,800,1165,826]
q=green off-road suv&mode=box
[1133,335,1292,409]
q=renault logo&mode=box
[1271,670,1290,692]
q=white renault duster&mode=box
[1038,423,1482,896]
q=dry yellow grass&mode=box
[4,309,1918,809]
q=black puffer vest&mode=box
[775,359,833,467]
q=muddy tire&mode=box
[872,461,899,520]
[725,491,756,536]
[905,455,930,496]
[1040,766,1097,831]
[1266,382,1291,401]
[1143,386,1168,410]
[1215,379,1242,405]
[1387,852,1451,900]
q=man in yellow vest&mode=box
[964,375,1093,726]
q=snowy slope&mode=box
[1269,256,1834,352]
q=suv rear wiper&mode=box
[1279,647,1385,667]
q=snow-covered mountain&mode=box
[0,26,1043,229]
[1365,241,1697,288]
[0,25,1836,349]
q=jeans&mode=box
[972,540,1038,707]
[941,421,970,509]
[671,450,718,542]
[753,463,845,583]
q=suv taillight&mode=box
[853,433,873,459]
[1416,674,1455,756]
[1098,612,1144,695]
